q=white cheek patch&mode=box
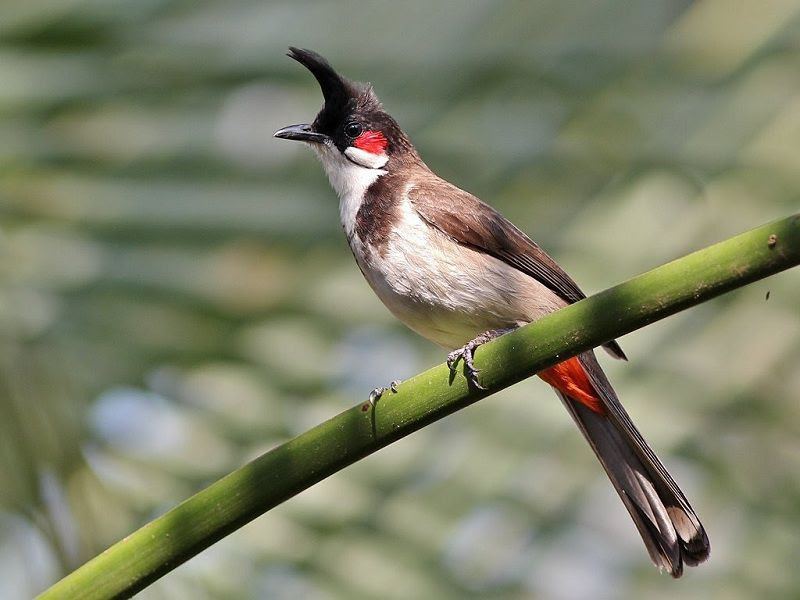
[344,146,389,169]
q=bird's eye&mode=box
[344,122,363,138]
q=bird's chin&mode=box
[309,139,333,158]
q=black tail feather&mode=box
[553,351,710,577]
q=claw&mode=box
[447,327,519,390]
[446,351,460,373]
[368,380,401,407]
[368,388,382,406]
[461,345,485,390]
[447,343,485,389]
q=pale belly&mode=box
[349,204,565,349]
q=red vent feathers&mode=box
[353,130,388,154]
[538,357,605,414]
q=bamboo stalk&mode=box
[38,213,800,599]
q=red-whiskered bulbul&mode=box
[275,47,709,576]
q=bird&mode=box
[274,47,710,577]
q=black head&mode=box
[275,48,413,167]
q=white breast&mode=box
[311,143,564,349]
[353,194,565,349]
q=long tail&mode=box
[539,351,710,577]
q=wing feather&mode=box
[408,178,626,359]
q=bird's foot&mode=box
[446,327,518,390]
[368,380,400,407]
[447,342,485,390]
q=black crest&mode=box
[287,48,378,134]
[286,47,413,156]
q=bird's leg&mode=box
[368,380,401,407]
[447,327,519,390]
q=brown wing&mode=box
[408,177,626,360]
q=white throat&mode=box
[312,142,386,239]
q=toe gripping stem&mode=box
[369,380,400,407]
[446,327,517,390]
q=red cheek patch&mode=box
[353,130,388,155]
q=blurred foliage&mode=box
[1,1,799,599]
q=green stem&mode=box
[38,214,800,599]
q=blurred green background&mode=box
[1,1,799,598]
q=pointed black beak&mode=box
[274,123,329,144]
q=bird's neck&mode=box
[310,144,384,237]
[313,143,431,245]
